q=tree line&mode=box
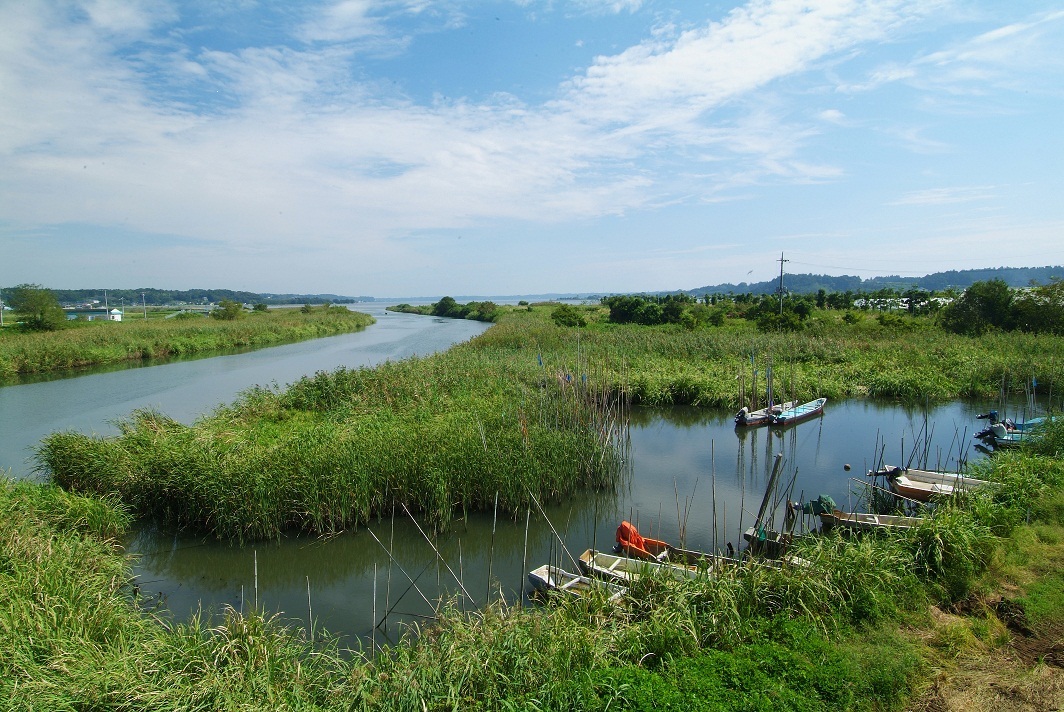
[23,288,366,307]
[592,279,1064,336]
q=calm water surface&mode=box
[0,310,1035,650]
[126,398,1007,651]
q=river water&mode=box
[0,307,1035,650]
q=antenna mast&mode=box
[777,252,789,315]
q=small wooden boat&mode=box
[819,509,922,533]
[873,464,994,501]
[579,548,705,583]
[770,397,826,426]
[735,400,795,428]
[871,465,993,490]
[742,525,793,559]
[527,564,626,602]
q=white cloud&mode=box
[297,0,384,42]
[818,108,846,123]
[890,186,996,206]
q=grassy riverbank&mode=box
[6,423,1063,709]
[479,304,1063,406]
[0,306,374,378]
[35,304,1063,542]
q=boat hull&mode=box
[770,397,827,427]
[527,564,625,602]
[579,549,703,583]
[735,401,795,428]
[819,509,922,533]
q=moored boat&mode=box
[770,397,827,426]
[983,421,1045,449]
[819,509,922,533]
[872,464,994,501]
[526,564,626,602]
[735,400,795,427]
[871,465,993,489]
[974,410,1046,441]
[578,548,704,583]
[742,525,793,559]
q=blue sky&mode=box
[2,0,1062,297]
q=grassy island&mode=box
[12,302,1064,709]
[0,305,375,379]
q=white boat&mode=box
[902,468,993,489]
[578,548,706,584]
[819,509,923,533]
[527,564,626,602]
[735,400,795,428]
[873,465,993,488]
[872,465,993,502]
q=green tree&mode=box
[939,279,1013,335]
[211,299,245,321]
[252,303,268,312]
[432,296,459,317]
[7,283,66,331]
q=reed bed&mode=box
[479,307,1064,406]
[37,331,630,541]
[0,307,374,377]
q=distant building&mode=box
[109,309,123,322]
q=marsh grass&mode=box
[37,332,630,540]
[0,307,373,377]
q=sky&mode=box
[2,1,1063,298]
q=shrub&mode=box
[551,304,587,327]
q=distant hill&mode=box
[46,288,370,307]
[685,266,1064,296]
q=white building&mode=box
[109,308,123,322]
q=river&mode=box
[0,306,1027,650]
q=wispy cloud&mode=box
[890,185,997,206]
[2,0,930,244]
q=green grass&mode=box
[0,306,374,377]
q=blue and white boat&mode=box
[770,397,827,426]
[974,410,1046,441]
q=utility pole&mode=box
[777,251,789,315]
[142,292,147,320]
